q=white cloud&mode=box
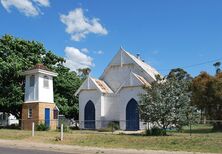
[81,48,89,53]
[64,46,94,71]
[0,0,50,16]
[60,8,108,41]
[94,50,104,55]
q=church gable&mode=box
[105,47,135,67]
[99,47,160,92]
[75,77,113,95]
[117,72,150,92]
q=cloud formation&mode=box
[64,46,94,71]
[60,8,108,41]
[81,48,89,53]
[0,0,50,16]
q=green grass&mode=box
[0,125,222,153]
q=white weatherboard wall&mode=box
[25,73,54,103]
[79,90,102,129]
[118,86,145,130]
[76,47,160,130]
[25,75,39,102]
[38,74,54,103]
[102,95,119,121]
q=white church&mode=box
[75,47,160,130]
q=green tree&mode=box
[139,69,195,135]
[0,34,82,119]
[192,72,222,131]
[213,61,221,74]
[54,64,83,120]
[77,67,91,79]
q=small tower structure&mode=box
[21,64,58,130]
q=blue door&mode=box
[126,99,139,131]
[45,108,50,128]
[84,101,95,129]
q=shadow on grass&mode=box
[181,124,215,134]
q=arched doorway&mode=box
[126,98,139,130]
[84,100,95,129]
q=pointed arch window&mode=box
[30,75,35,87]
[43,75,49,88]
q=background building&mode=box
[21,64,58,130]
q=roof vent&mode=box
[136,53,141,60]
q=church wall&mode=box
[101,95,119,121]
[118,86,145,130]
[102,64,135,92]
[79,90,102,129]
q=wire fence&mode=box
[1,118,222,134]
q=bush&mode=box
[108,121,120,131]
[69,125,80,130]
[6,124,20,129]
[98,121,120,132]
[145,127,166,136]
[36,123,49,131]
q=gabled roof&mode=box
[124,50,160,80]
[100,47,160,81]
[132,72,150,86]
[75,77,113,96]
[115,72,150,94]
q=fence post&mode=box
[189,121,192,136]
[112,121,114,134]
[32,122,35,137]
[60,124,63,141]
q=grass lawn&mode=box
[0,125,222,153]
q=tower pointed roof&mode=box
[21,64,58,76]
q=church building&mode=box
[75,47,160,130]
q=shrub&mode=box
[98,121,120,132]
[145,127,166,136]
[108,121,120,131]
[36,123,49,131]
[69,125,80,130]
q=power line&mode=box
[158,57,222,71]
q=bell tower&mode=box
[21,64,58,130]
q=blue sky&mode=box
[0,0,222,78]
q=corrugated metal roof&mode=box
[93,79,113,94]
[125,51,160,80]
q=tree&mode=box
[54,64,83,119]
[192,72,222,131]
[213,62,221,74]
[0,34,82,119]
[77,67,91,79]
[167,68,192,81]
[139,69,195,135]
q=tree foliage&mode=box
[191,71,222,131]
[213,61,221,74]
[139,69,195,134]
[54,65,82,119]
[0,34,82,119]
